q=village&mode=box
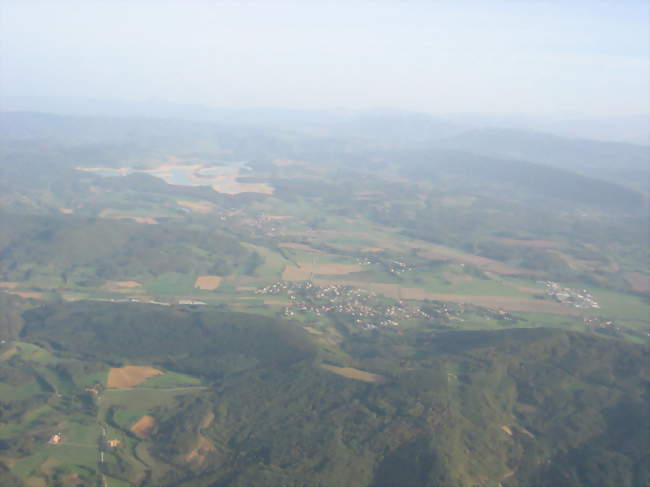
[257,280,461,330]
[350,254,414,276]
[256,280,523,330]
[542,281,600,309]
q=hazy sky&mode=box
[1,0,648,117]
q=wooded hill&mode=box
[9,302,649,487]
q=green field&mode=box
[139,370,203,388]
[102,387,203,431]
[145,272,197,295]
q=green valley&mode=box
[0,111,648,486]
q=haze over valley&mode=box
[0,2,648,486]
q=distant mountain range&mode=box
[2,96,648,144]
[2,109,648,200]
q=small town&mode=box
[542,281,600,309]
[259,280,441,329]
[255,280,523,330]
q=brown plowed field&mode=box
[112,215,159,224]
[321,364,385,383]
[625,273,650,293]
[108,281,142,288]
[107,365,163,389]
[177,200,215,214]
[131,415,156,438]
[194,275,223,290]
[7,291,43,299]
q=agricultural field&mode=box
[193,275,223,290]
[0,338,206,486]
[320,364,386,383]
[2,190,647,342]
[0,110,648,486]
[106,366,164,389]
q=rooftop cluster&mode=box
[257,281,431,329]
[542,281,600,309]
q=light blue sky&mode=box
[1,0,648,117]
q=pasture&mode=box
[417,246,541,276]
[311,277,578,315]
[243,243,288,277]
[146,272,197,295]
[100,386,204,432]
[12,443,99,483]
[138,370,203,388]
[279,242,323,253]
[282,262,363,281]
[582,287,650,323]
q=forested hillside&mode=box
[3,302,647,487]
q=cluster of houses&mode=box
[352,255,413,276]
[542,281,600,309]
[237,213,287,237]
[257,280,435,330]
[178,299,207,306]
[48,433,62,444]
[583,317,617,330]
[384,259,413,275]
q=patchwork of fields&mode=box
[0,340,207,486]
[1,109,649,487]
[3,200,648,343]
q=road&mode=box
[104,385,208,392]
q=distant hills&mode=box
[12,301,650,487]
[440,128,650,192]
[394,148,646,212]
[3,97,648,143]
[1,110,647,213]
